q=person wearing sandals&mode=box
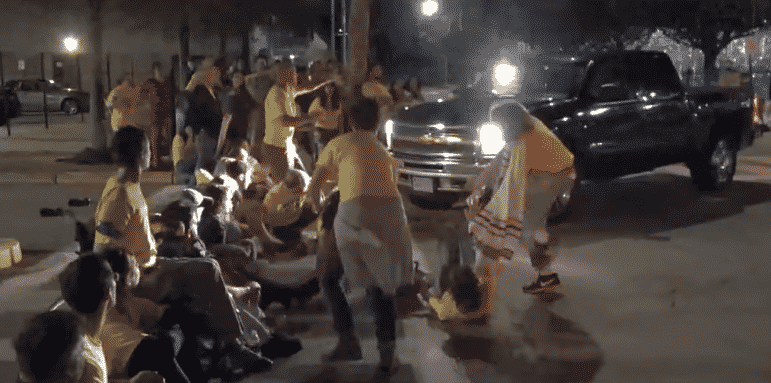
[466,103,574,294]
[306,94,413,380]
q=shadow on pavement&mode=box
[439,293,604,382]
[553,174,771,247]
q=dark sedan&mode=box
[4,79,89,115]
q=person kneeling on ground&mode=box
[93,126,273,381]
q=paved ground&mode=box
[1,115,770,382]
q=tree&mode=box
[87,0,108,152]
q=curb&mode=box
[0,171,175,185]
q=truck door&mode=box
[577,56,647,178]
[627,54,691,163]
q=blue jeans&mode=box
[175,155,197,186]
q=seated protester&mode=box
[198,177,244,247]
[156,189,213,259]
[93,126,273,380]
[234,182,283,250]
[98,249,192,383]
[263,168,318,255]
[57,254,167,383]
[14,311,87,383]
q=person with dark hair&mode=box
[361,63,394,110]
[15,311,87,383]
[308,81,343,163]
[57,254,117,383]
[217,72,257,159]
[98,248,192,383]
[140,61,175,170]
[306,94,413,380]
[93,126,273,381]
[244,58,275,162]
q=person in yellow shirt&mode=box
[93,126,273,380]
[263,62,331,182]
[106,75,135,132]
[467,104,575,295]
[306,94,413,380]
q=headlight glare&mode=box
[478,122,505,155]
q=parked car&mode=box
[0,86,22,125]
[384,50,760,222]
[4,79,89,115]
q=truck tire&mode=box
[688,136,737,192]
[547,176,582,226]
[62,99,79,115]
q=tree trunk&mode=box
[88,0,107,151]
[347,0,371,89]
[179,11,190,91]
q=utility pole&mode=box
[342,0,348,67]
[347,0,371,86]
[41,52,49,130]
[88,0,108,151]
[331,0,336,60]
[179,11,190,91]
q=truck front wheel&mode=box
[688,137,737,192]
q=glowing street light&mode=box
[63,37,78,53]
[421,0,439,17]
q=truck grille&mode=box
[391,122,477,163]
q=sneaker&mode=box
[522,273,561,294]
[217,341,273,381]
[323,336,363,362]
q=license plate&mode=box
[412,177,434,193]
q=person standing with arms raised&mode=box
[263,62,331,182]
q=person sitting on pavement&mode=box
[14,311,88,383]
[92,126,273,380]
[466,103,575,294]
[156,189,213,260]
[149,190,301,362]
[263,168,318,256]
[306,94,414,380]
[97,249,192,383]
[57,254,167,383]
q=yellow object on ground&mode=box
[429,291,464,321]
[0,238,22,268]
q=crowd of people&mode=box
[14,51,577,382]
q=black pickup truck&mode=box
[385,50,761,220]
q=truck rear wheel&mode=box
[688,137,737,192]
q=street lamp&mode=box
[63,36,82,91]
[421,0,439,17]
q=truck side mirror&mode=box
[592,82,628,102]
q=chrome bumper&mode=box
[396,163,487,193]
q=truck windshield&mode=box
[520,61,587,101]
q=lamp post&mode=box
[64,36,83,120]
[63,37,81,90]
[419,0,449,84]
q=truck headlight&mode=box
[478,122,505,155]
[385,119,394,149]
